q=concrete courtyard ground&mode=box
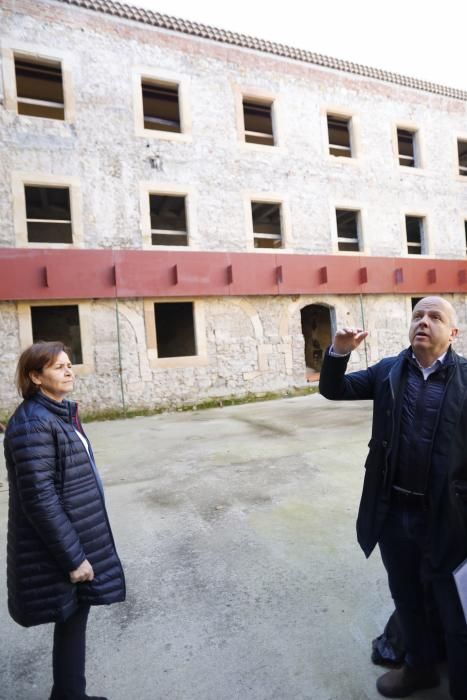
[0,394,451,700]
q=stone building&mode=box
[1,0,467,415]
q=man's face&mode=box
[409,297,458,359]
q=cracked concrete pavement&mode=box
[0,394,451,699]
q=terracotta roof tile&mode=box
[56,0,467,101]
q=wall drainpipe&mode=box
[115,295,126,413]
[359,293,369,369]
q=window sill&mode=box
[333,248,366,255]
[147,350,208,369]
[248,245,286,253]
[16,241,82,249]
[239,142,284,154]
[136,128,192,143]
[399,252,433,258]
[326,155,360,165]
[397,165,428,175]
[142,242,193,250]
[9,111,73,125]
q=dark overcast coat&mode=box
[5,392,125,627]
[319,347,467,573]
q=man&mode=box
[319,296,467,700]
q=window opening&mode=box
[25,186,72,244]
[327,115,351,157]
[336,209,359,251]
[142,80,180,132]
[149,194,187,246]
[397,129,416,167]
[458,140,467,176]
[15,57,64,120]
[31,305,83,364]
[411,297,423,311]
[243,100,274,145]
[154,302,196,358]
[251,202,282,248]
[406,216,424,255]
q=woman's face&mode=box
[30,351,74,402]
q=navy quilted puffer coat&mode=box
[5,392,125,627]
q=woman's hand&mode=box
[69,558,94,583]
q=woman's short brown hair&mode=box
[16,341,70,399]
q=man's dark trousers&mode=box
[379,502,467,700]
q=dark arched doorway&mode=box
[300,304,333,373]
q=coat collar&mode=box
[30,391,78,423]
[388,346,457,396]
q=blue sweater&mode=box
[395,354,452,493]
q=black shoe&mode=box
[376,664,440,698]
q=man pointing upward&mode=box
[320,296,467,699]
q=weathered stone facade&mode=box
[2,294,467,416]
[1,0,467,415]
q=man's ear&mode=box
[450,328,459,342]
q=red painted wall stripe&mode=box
[1,248,467,301]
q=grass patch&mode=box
[80,386,319,422]
[0,386,319,427]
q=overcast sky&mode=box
[127,0,466,91]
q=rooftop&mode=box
[56,0,467,101]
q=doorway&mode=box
[300,304,333,373]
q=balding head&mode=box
[413,296,458,326]
[409,296,459,367]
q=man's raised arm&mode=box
[331,327,368,356]
[319,327,374,401]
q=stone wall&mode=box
[1,0,467,255]
[2,1,467,416]
[2,294,467,416]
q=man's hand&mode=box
[69,558,94,584]
[333,327,368,355]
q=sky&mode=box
[126,0,467,91]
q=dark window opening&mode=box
[397,129,416,167]
[411,297,423,311]
[31,305,83,364]
[301,304,333,373]
[154,302,196,358]
[25,186,72,243]
[15,57,64,120]
[142,81,180,132]
[243,100,274,145]
[251,201,282,248]
[149,194,187,246]
[406,216,424,255]
[458,140,467,176]
[336,209,359,251]
[328,115,352,157]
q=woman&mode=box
[5,341,125,700]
